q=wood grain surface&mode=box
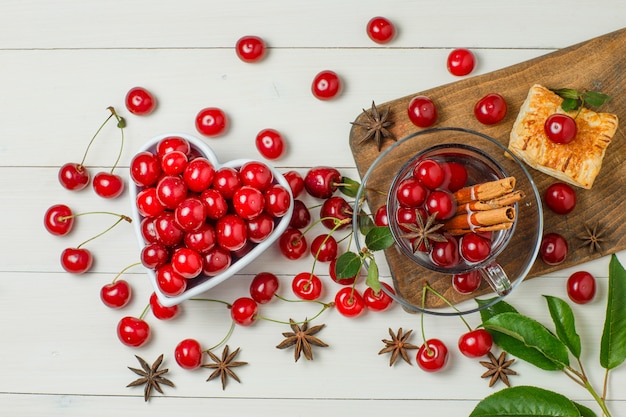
[349,28,625,309]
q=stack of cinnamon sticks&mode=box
[443,177,524,235]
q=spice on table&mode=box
[276,319,329,362]
[379,327,419,366]
[350,101,395,151]
[126,354,175,402]
[399,210,447,253]
[577,222,607,254]
[479,351,517,387]
[202,345,248,390]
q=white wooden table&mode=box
[1,1,625,415]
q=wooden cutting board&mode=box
[349,28,625,309]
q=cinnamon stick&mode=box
[445,222,514,236]
[443,206,516,231]
[453,177,516,205]
[455,190,525,214]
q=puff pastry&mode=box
[508,84,618,189]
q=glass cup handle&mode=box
[479,262,512,296]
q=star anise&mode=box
[399,210,447,253]
[479,351,517,387]
[378,327,419,366]
[577,221,607,254]
[351,101,396,151]
[202,345,247,390]
[276,319,329,362]
[126,354,175,402]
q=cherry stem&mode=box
[110,262,142,284]
[205,320,236,352]
[76,216,130,249]
[422,282,471,331]
[265,294,334,325]
[304,216,352,286]
[59,211,132,222]
[79,107,117,167]
[420,285,433,356]
[189,297,232,308]
[138,303,150,321]
[107,106,126,174]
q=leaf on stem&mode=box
[358,208,375,236]
[335,251,362,279]
[600,254,626,370]
[544,295,582,359]
[483,312,569,371]
[365,258,381,293]
[364,226,394,251]
[477,297,519,323]
[339,176,360,198]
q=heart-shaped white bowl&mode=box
[129,132,293,306]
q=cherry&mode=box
[458,329,493,358]
[150,292,179,320]
[310,234,338,262]
[130,151,162,187]
[319,196,352,230]
[264,185,291,217]
[213,167,242,199]
[156,176,188,210]
[289,200,311,229]
[363,282,395,312]
[171,247,203,279]
[58,163,90,191]
[396,206,420,231]
[414,159,445,190]
[156,136,190,158]
[160,150,188,176]
[247,212,275,243]
[452,270,482,294]
[396,178,428,207]
[255,128,285,160]
[460,233,491,263]
[200,189,229,220]
[141,218,159,244]
[447,48,475,76]
[184,224,216,254]
[136,187,165,218]
[61,247,93,274]
[202,247,232,276]
[292,273,323,300]
[544,182,577,215]
[544,113,577,144]
[425,190,457,220]
[93,172,125,199]
[567,271,596,304]
[283,170,305,198]
[430,237,460,268]
[539,233,568,265]
[154,212,184,247]
[417,338,448,372]
[44,204,74,236]
[442,162,468,192]
[374,205,389,226]
[125,86,157,115]
[233,186,265,220]
[216,214,248,251]
[335,287,365,318]
[474,93,507,125]
[196,107,228,137]
[175,338,203,370]
[407,96,437,128]
[231,297,258,326]
[250,272,280,304]
[183,157,215,193]
[235,35,267,63]
[156,263,187,296]
[366,16,396,44]
[117,316,150,347]
[278,228,308,260]
[304,166,341,199]
[311,70,342,100]
[100,279,132,309]
[240,161,273,191]
[141,242,169,269]
[175,197,207,232]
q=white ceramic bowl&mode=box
[128,132,293,306]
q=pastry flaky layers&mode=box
[508,84,618,189]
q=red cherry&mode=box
[264,185,291,217]
[366,16,396,44]
[141,242,169,269]
[292,272,323,300]
[175,338,203,370]
[212,167,242,199]
[278,228,308,260]
[311,70,342,100]
[125,86,157,115]
[329,258,358,286]
[240,161,273,191]
[544,114,577,144]
[141,217,159,243]
[458,329,493,358]
[310,234,338,262]
[156,136,190,158]
[200,188,229,220]
[174,197,207,232]
[407,96,437,128]
[474,93,507,125]
[460,233,491,263]
[183,157,215,193]
[289,200,311,229]
[417,339,448,372]
[156,263,187,296]
[136,187,165,218]
[154,212,184,247]
[567,271,596,304]
[250,272,280,304]
[233,186,265,220]
[334,287,365,318]
[59,162,90,191]
[156,175,188,210]
[447,48,475,76]
[247,212,275,243]
[430,237,460,268]
[160,150,188,176]
[196,107,228,137]
[44,204,74,236]
[131,151,162,187]
[373,205,388,226]
[255,128,285,160]
[539,233,568,265]
[283,170,305,198]
[425,190,457,220]
[171,247,203,279]
[216,214,248,251]
[414,159,445,190]
[319,196,352,230]
[100,279,132,309]
[442,162,468,192]
[61,247,93,274]
[544,182,577,215]
[117,316,150,347]
[149,292,179,320]
[184,224,216,254]
[452,270,482,294]
[230,297,258,326]
[235,35,267,63]
[304,166,341,199]
[202,247,232,276]
[93,172,125,199]
[363,282,395,312]
[396,178,428,208]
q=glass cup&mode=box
[353,127,543,315]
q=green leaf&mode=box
[365,258,381,293]
[573,402,598,417]
[560,97,580,112]
[338,176,360,198]
[582,91,610,107]
[357,209,375,236]
[334,252,362,279]
[470,386,583,417]
[544,295,582,359]
[477,297,519,323]
[551,88,580,100]
[600,254,626,369]
[364,226,394,251]
[483,312,569,370]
